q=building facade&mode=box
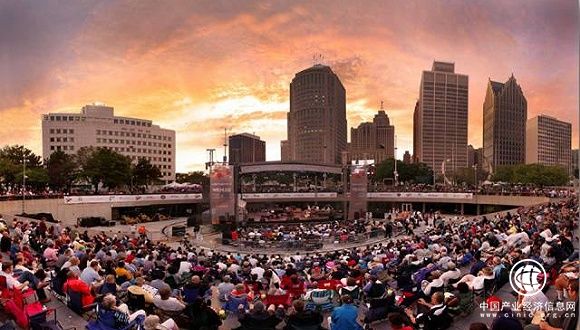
[483,75,527,170]
[403,151,411,164]
[526,115,572,174]
[287,64,347,164]
[573,149,579,177]
[42,104,176,182]
[280,140,290,162]
[412,101,420,164]
[414,61,469,175]
[349,109,395,164]
[228,133,266,165]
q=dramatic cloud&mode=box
[0,0,577,171]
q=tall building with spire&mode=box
[483,74,527,170]
[414,61,469,175]
[287,64,347,164]
[349,102,395,164]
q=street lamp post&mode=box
[393,136,398,186]
[22,156,26,215]
[472,165,478,189]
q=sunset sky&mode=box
[1,0,578,172]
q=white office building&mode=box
[42,104,176,182]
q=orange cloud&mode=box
[0,1,577,171]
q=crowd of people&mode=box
[233,219,387,245]
[0,195,577,330]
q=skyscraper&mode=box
[228,133,266,165]
[403,151,411,164]
[483,75,527,170]
[526,115,572,174]
[415,61,469,175]
[349,106,395,164]
[287,64,347,164]
[280,140,290,162]
[412,101,420,164]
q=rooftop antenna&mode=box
[223,128,229,164]
[380,100,384,111]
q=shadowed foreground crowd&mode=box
[0,196,578,330]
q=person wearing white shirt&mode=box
[422,271,444,296]
[439,262,462,286]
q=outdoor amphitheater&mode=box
[0,162,577,330]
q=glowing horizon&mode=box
[0,1,578,172]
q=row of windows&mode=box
[50,145,74,151]
[96,129,171,141]
[49,129,74,134]
[46,115,84,122]
[49,137,74,143]
[95,138,172,151]
[113,119,151,127]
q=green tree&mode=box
[492,164,569,186]
[46,151,77,192]
[0,145,43,187]
[81,148,132,193]
[132,158,161,190]
[176,171,209,186]
[454,167,489,185]
[24,167,49,190]
[0,145,42,168]
[0,157,20,185]
[375,159,433,184]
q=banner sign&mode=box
[64,193,202,204]
[210,164,235,225]
[241,192,338,199]
[349,165,368,219]
[367,192,473,200]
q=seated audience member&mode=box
[98,294,146,329]
[453,267,494,291]
[185,298,222,330]
[284,299,324,330]
[80,261,102,285]
[154,286,186,312]
[127,277,154,305]
[182,275,210,304]
[115,261,133,284]
[490,308,522,330]
[330,295,363,330]
[407,292,452,330]
[387,312,413,330]
[236,301,284,330]
[217,275,235,301]
[143,315,178,330]
[96,275,119,296]
[439,262,462,286]
[63,271,95,307]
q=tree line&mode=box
[372,158,570,186]
[0,145,161,194]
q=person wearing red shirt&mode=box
[63,271,95,307]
